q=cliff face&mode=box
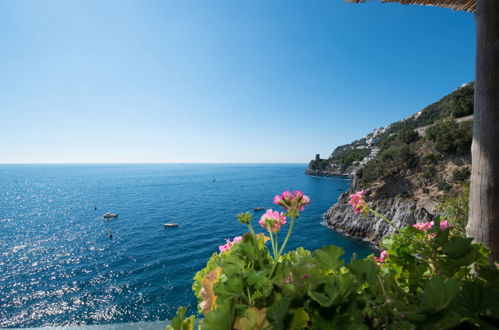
[312,83,474,245]
[325,183,434,244]
[305,165,350,177]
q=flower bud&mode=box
[237,212,252,225]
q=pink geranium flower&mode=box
[259,209,286,233]
[413,220,451,233]
[379,250,389,262]
[348,190,369,217]
[413,221,434,232]
[218,239,233,253]
[374,250,389,266]
[273,190,310,212]
[439,220,450,230]
[218,236,243,253]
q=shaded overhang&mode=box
[345,0,476,13]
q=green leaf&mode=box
[181,315,195,330]
[201,301,235,330]
[309,309,367,330]
[442,237,474,258]
[288,308,310,329]
[308,274,357,307]
[457,281,499,324]
[424,277,459,312]
[214,276,244,300]
[220,253,246,275]
[417,311,462,330]
[193,252,221,298]
[166,306,187,330]
[330,273,357,304]
[247,270,273,300]
[347,259,379,287]
[267,294,292,329]
[308,289,333,307]
[313,245,345,271]
[233,307,271,330]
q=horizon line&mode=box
[0,162,310,165]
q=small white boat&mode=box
[103,212,118,219]
[164,223,179,227]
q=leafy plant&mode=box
[398,128,419,144]
[426,120,473,156]
[168,190,499,330]
[437,179,451,191]
[438,185,470,236]
[452,167,471,182]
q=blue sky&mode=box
[0,0,475,163]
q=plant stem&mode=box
[278,216,295,256]
[246,286,253,306]
[377,274,387,297]
[269,232,278,262]
[275,231,279,259]
[247,223,264,266]
[247,224,258,246]
[369,209,398,232]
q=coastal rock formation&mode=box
[305,164,350,177]
[325,190,433,244]
[312,83,474,245]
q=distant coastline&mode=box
[306,83,474,246]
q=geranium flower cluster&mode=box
[413,220,450,232]
[374,250,389,266]
[348,190,369,217]
[218,236,243,253]
[273,190,310,212]
[259,209,286,233]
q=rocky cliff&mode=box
[325,182,434,244]
[312,83,474,245]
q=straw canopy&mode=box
[345,0,476,13]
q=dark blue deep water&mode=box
[0,164,373,328]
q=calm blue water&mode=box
[0,164,373,328]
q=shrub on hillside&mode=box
[308,159,330,171]
[379,145,418,168]
[452,167,471,182]
[398,145,419,168]
[357,160,385,186]
[451,83,474,118]
[438,185,470,236]
[422,165,437,180]
[437,179,451,191]
[426,120,472,156]
[380,146,398,161]
[330,147,371,168]
[398,128,419,144]
[423,153,438,164]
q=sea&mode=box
[0,164,374,328]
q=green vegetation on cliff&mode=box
[330,147,371,169]
[308,83,474,177]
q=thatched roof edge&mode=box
[345,0,476,13]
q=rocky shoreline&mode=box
[305,168,351,177]
[323,188,434,245]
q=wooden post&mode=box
[467,0,499,261]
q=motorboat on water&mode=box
[164,223,179,227]
[253,207,265,211]
[103,212,118,219]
